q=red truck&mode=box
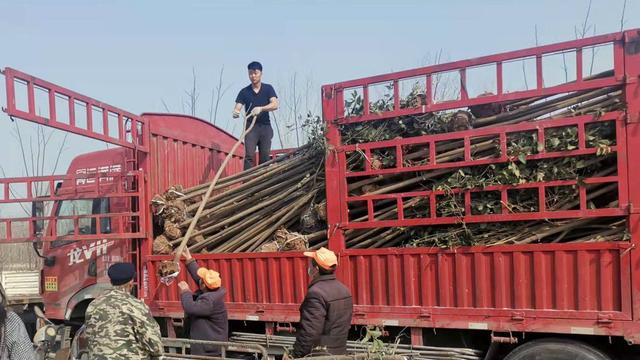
[2,29,640,359]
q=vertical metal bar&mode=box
[460,68,468,100]
[26,180,32,199]
[27,80,35,115]
[396,145,403,169]
[577,121,586,149]
[363,86,370,116]
[69,97,76,127]
[131,118,139,145]
[579,185,587,210]
[621,29,640,320]
[118,114,125,141]
[425,74,433,111]
[397,198,404,221]
[86,103,93,133]
[102,108,109,136]
[393,79,400,110]
[501,189,509,214]
[496,62,503,95]
[538,186,546,212]
[430,193,437,218]
[5,73,16,113]
[429,141,436,165]
[614,39,625,81]
[538,127,546,153]
[367,199,374,222]
[500,132,508,161]
[464,137,471,161]
[576,48,584,82]
[536,55,544,89]
[323,85,347,252]
[48,90,56,122]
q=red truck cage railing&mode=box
[1,67,151,243]
[2,67,148,152]
[0,171,147,243]
[322,30,634,245]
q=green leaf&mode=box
[518,153,527,164]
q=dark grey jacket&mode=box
[292,274,353,358]
[181,260,228,356]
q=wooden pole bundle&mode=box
[152,83,626,254]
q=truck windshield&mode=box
[51,198,111,248]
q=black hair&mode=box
[313,259,336,275]
[247,61,263,71]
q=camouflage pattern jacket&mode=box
[85,287,163,360]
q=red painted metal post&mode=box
[323,85,346,252]
[622,29,640,322]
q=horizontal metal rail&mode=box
[0,171,142,203]
[0,171,146,243]
[324,30,628,124]
[162,337,268,360]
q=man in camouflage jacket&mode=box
[85,263,163,360]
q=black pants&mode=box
[244,123,273,170]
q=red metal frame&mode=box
[316,28,640,343]
[340,112,626,228]
[0,171,146,243]
[2,67,148,152]
[323,30,629,236]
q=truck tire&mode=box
[504,338,612,360]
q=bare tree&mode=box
[620,0,627,31]
[183,67,200,116]
[209,66,231,125]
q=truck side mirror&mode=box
[31,201,44,237]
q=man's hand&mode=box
[181,247,193,261]
[232,110,241,119]
[249,106,262,117]
[178,281,190,293]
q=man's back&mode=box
[85,288,163,360]
[293,274,353,357]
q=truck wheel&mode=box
[504,338,612,360]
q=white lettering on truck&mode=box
[66,239,114,265]
[75,164,122,185]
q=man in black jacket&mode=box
[178,248,228,356]
[291,247,353,358]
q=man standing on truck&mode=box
[232,61,279,170]
[178,248,228,357]
[290,247,353,358]
[85,263,164,360]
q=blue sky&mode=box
[0,0,638,183]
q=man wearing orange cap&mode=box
[178,248,228,357]
[291,247,353,358]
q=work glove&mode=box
[177,281,190,293]
[249,106,262,117]
[232,110,240,118]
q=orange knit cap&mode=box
[196,268,221,289]
[303,247,337,270]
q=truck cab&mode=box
[38,148,134,322]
